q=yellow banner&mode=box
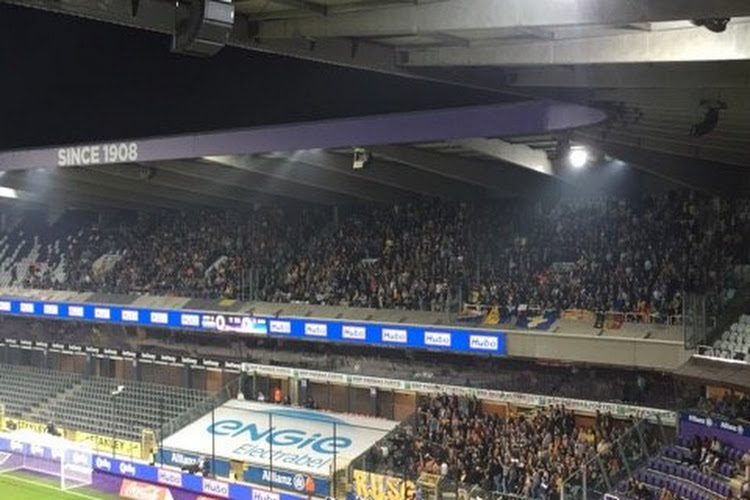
[75,431,142,457]
[4,418,64,435]
[351,470,416,500]
[3,418,141,457]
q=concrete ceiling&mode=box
[4,0,750,206]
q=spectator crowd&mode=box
[377,394,629,500]
[3,191,749,317]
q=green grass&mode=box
[0,471,121,500]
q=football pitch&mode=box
[0,471,120,500]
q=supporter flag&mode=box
[483,306,500,326]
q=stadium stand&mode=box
[0,192,746,324]
[34,377,214,441]
[619,433,746,500]
[0,364,80,417]
[0,363,213,441]
[708,314,750,361]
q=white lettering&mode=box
[58,143,138,167]
[469,335,499,351]
[95,456,112,471]
[269,320,291,334]
[43,304,59,316]
[119,461,137,476]
[180,314,200,327]
[424,331,452,347]
[121,310,139,322]
[68,305,84,318]
[305,323,328,337]
[382,328,408,343]
[253,490,281,500]
[203,478,230,498]
[342,325,367,340]
[94,307,111,320]
[150,312,168,324]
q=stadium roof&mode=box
[2,1,750,208]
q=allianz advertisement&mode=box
[244,467,330,497]
[161,400,398,476]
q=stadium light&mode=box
[0,186,18,199]
[568,146,590,169]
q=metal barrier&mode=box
[559,416,669,500]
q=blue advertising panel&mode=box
[91,454,307,500]
[0,297,506,356]
[679,411,750,451]
[244,466,330,497]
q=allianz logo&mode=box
[687,414,710,426]
[30,444,45,456]
[469,335,498,350]
[119,461,137,476]
[170,452,199,465]
[719,421,745,434]
[261,469,293,486]
[10,440,23,452]
[252,490,281,500]
[95,456,112,471]
[424,331,451,347]
[203,478,230,497]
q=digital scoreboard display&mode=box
[201,314,268,335]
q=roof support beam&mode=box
[157,160,354,205]
[401,22,750,66]
[368,144,556,200]
[449,138,553,176]
[202,155,406,203]
[267,0,326,15]
[273,149,480,200]
[256,0,750,39]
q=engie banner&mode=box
[679,412,750,450]
[162,400,398,477]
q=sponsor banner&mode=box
[679,411,750,450]
[91,455,307,500]
[244,467,330,497]
[350,470,416,500]
[76,430,142,457]
[0,297,507,356]
[120,479,175,500]
[162,400,397,476]
[239,363,676,425]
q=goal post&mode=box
[0,429,93,491]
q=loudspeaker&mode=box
[172,0,235,57]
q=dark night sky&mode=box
[0,3,505,150]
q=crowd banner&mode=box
[0,297,506,356]
[679,411,750,450]
[348,470,417,500]
[242,363,677,426]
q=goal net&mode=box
[0,429,93,491]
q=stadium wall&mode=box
[0,290,691,369]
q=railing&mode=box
[158,382,234,441]
[560,416,669,500]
